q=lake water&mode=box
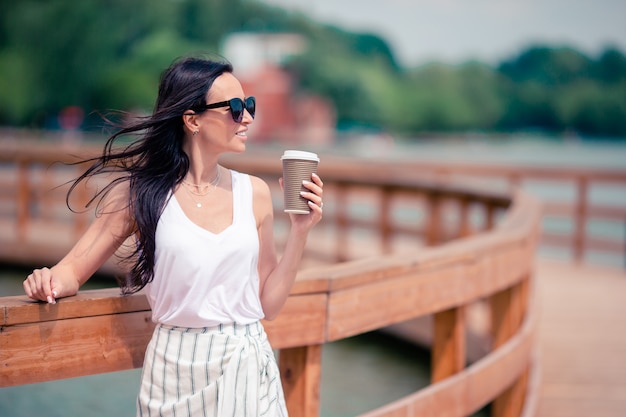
[1,135,624,416]
[340,133,626,169]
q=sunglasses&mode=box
[197,96,256,123]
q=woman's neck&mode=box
[183,142,221,185]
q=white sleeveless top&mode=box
[145,170,265,328]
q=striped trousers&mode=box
[137,322,288,417]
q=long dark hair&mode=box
[70,56,233,294]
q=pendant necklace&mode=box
[182,168,221,208]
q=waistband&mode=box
[157,321,265,338]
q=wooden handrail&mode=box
[0,137,545,417]
[0,190,540,417]
[2,138,623,266]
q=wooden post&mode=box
[16,159,30,242]
[379,187,393,254]
[74,172,91,238]
[485,204,496,231]
[426,194,442,246]
[279,345,323,417]
[458,199,472,238]
[490,289,510,347]
[40,165,54,221]
[432,306,465,383]
[334,183,349,262]
[573,176,588,263]
[490,279,528,417]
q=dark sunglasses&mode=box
[197,96,256,123]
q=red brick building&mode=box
[225,33,336,145]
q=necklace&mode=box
[183,168,221,191]
[182,168,221,208]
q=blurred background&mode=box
[0,0,625,143]
[1,1,625,416]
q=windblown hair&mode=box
[69,57,233,294]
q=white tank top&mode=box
[145,170,265,327]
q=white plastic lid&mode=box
[281,150,320,162]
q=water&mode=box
[340,134,626,169]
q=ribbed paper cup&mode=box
[281,150,320,214]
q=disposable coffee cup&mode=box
[281,150,320,214]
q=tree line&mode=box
[1,0,624,137]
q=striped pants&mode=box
[137,322,288,417]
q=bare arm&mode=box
[254,173,324,320]
[23,184,134,303]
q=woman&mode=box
[22,56,324,416]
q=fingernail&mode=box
[52,290,58,297]
[302,180,310,185]
[300,191,306,196]
[47,296,54,304]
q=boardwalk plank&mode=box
[536,259,626,417]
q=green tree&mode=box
[593,48,626,83]
[498,46,593,85]
[0,1,625,137]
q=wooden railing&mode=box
[262,153,624,267]
[0,139,542,416]
[388,159,626,266]
[1,137,624,269]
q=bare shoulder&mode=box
[249,175,271,198]
[250,175,270,196]
[249,175,274,218]
[93,179,135,236]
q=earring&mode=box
[193,130,198,136]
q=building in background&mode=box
[223,33,336,145]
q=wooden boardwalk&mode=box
[3,241,624,416]
[535,259,626,417]
[1,214,625,416]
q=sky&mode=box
[259,0,626,67]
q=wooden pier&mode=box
[1,137,625,416]
[535,259,626,417]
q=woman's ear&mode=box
[182,111,199,135]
